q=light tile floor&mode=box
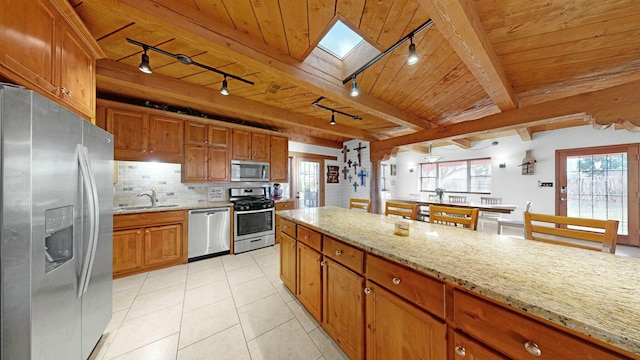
[92,219,640,360]
[90,244,349,360]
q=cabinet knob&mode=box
[454,346,466,357]
[304,235,309,240]
[60,87,72,96]
[364,287,372,294]
[283,225,288,230]
[524,341,541,357]
[142,149,147,153]
[290,243,295,248]
[137,231,141,234]
[392,277,401,285]
[320,260,325,266]
[150,150,154,153]
[335,250,342,256]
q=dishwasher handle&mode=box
[189,208,230,216]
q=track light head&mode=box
[407,37,419,65]
[139,48,152,74]
[220,77,229,96]
[330,112,336,125]
[350,77,359,97]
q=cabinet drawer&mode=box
[366,255,445,319]
[280,218,296,238]
[275,201,294,210]
[453,290,630,359]
[114,210,186,229]
[297,225,322,251]
[323,236,364,274]
[453,331,508,359]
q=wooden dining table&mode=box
[388,198,518,214]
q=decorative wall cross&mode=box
[341,145,350,163]
[352,181,359,192]
[342,166,349,180]
[353,142,367,166]
[354,164,358,175]
[358,169,367,186]
[348,175,353,183]
[347,159,353,168]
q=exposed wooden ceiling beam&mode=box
[372,80,640,156]
[97,59,377,141]
[97,0,432,131]
[516,128,532,141]
[450,139,471,148]
[286,134,344,149]
[419,0,517,111]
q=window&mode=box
[420,158,492,193]
[381,164,388,191]
[318,20,364,60]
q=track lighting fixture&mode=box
[312,97,362,126]
[138,46,152,74]
[220,76,229,96]
[350,77,359,97]
[407,36,419,65]
[127,38,254,95]
[342,19,433,89]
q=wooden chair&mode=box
[430,205,479,230]
[417,195,439,221]
[385,201,418,220]
[479,196,502,230]
[524,212,619,253]
[498,201,532,235]
[350,198,371,212]
[448,195,467,204]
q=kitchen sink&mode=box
[114,204,180,211]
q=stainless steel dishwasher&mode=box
[188,207,230,261]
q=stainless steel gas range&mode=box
[229,187,275,253]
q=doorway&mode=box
[556,144,639,246]
[293,158,323,209]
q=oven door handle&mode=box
[235,207,274,215]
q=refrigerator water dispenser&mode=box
[44,206,74,272]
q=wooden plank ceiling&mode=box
[72,0,640,150]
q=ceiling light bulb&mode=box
[220,77,229,96]
[139,50,152,74]
[330,112,336,125]
[350,78,359,97]
[407,40,419,65]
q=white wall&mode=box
[391,125,639,220]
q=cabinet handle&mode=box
[454,346,466,357]
[392,277,401,285]
[290,242,295,248]
[364,287,371,294]
[60,87,72,96]
[524,341,542,357]
[335,250,342,256]
[320,260,325,266]
[304,235,309,240]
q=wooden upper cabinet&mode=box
[0,0,100,120]
[208,125,231,148]
[183,122,230,182]
[184,121,208,145]
[270,135,288,182]
[232,129,270,162]
[148,116,183,162]
[106,109,149,157]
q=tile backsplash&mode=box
[113,161,270,208]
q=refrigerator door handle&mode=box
[77,144,100,298]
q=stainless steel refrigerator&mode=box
[1,84,114,359]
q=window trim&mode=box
[419,157,492,194]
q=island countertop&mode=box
[277,206,640,356]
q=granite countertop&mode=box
[277,206,640,356]
[113,201,233,215]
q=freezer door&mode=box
[30,91,83,360]
[80,121,113,359]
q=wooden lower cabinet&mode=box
[322,258,364,360]
[113,210,187,278]
[296,241,322,322]
[279,232,297,293]
[365,280,447,359]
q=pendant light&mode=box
[423,143,442,163]
[138,47,152,74]
[407,36,419,65]
[220,76,229,96]
[350,76,359,97]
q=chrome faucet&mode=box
[137,189,157,206]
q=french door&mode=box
[556,144,639,246]
[293,158,323,209]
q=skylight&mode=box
[318,21,364,60]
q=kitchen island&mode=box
[277,206,640,359]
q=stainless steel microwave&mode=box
[231,160,270,182]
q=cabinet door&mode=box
[297,242,322,322]
[208,147,229,182]
[149,116,183,162]
[365,281,446,360]
[323,258,364,360]
[184,121,208,145]
[0,0,58,94]
[251,132,270,162]
[144,224,182,266]
[183,145,208,182]
[113,229,144,274]
[58,24,95,119]
[231,129,251,160]
[106,109,149,160]
[208,125,230,148]
[270,135,288,182]
[280,232,297,294]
